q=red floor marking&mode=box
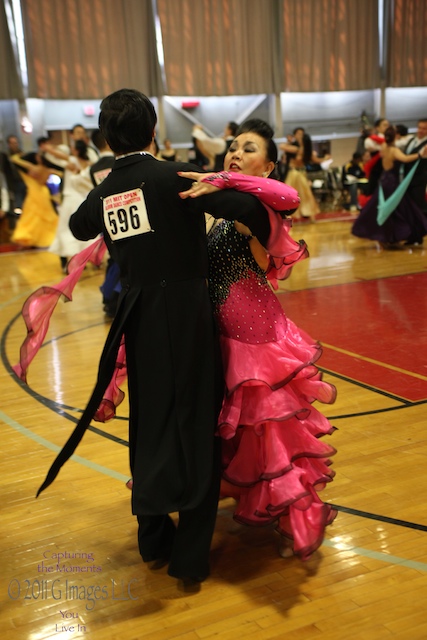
[318,348,427,401]
[278,272,427,402]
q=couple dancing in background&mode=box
[9,144,62,249]
[9,136,97,262]
[15,90,337,584]
[352,124,427,247]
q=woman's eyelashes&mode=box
[229,145,256,154]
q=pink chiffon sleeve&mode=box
[201,171,309,289]
[201,171,300,211]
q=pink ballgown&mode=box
[205,172,337,560]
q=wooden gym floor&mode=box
[1,218,427,640]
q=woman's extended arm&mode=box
[11,153,34,171]
[392,145,427,163]
[178,170,300,213]
[279,142,299,155]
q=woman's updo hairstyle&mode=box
[74,139,89,161]
[236,118,277,164]
[235,118,278,170]
[235,119,297,215]
[384,125,396,145]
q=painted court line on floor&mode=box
[322,342,427,382]
[0,408,128,483]
[322,539,427,573]
[3,407,427,574]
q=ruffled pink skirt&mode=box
[217,317,337,560]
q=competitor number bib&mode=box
[103,188,152,241]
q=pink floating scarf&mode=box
[13,236,107,383]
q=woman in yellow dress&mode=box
[11,150,61,248]
[279,128,322,222]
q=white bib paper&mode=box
[103,188,152,241]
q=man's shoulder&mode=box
[91,155,115,170]
[94,157,204,196]
[130,157,204,179]
[403,135,427,152]
[404,135,416,148]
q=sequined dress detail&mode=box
[208,219,337,560]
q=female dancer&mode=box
[49,140,93,271]
[10,150,61,248]
[352,125,427,247]
[179,119,337,560]
[279,128,322,222]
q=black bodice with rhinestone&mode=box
[207,220,287,344]
[207,220,266,308]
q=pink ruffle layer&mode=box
[218,322,337,560]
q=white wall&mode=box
[2,86,426,157]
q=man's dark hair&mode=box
[395,124,408,137]
[91,128,108,151]
[99,89,157,155]
[228,121,238,137]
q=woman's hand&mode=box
[177,171,220,199]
